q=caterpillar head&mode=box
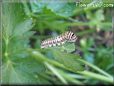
[65,31,77,42]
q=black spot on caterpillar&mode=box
[41,31,77,48]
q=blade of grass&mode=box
[28,49,66,68]
[57,69,84,85]
[68,73,88,79]
[44,62,68,84]
[78,59,113,78]
[77,71,113,83]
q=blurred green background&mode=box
[1,0,114,85]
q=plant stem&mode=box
[78,59,113,78]
[77,71,113,83]
[45,62,68,84]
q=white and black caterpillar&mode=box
[41,31,77,48]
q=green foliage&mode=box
[95,47,113,72]
[80,38,95,63]
[28,1,77,32]
[30,0,76,17]
[2,2,45,84]
[1,0,113,85]
[53,50,84,71]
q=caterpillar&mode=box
[41,31,77,48]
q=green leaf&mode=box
[2,2,46,84]
[63,43,76,53]
[13,56,46,74]
[1,60,45,84]
[2,2,25,38]
[52,50,84,72]
[13,19,33,37]
[95,9,104,21]
[47,2,76,17]
[30,0,76,17]
[7,31,34,58]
